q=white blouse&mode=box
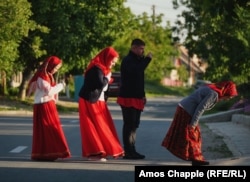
[98,84,108,101]
[34,77,65,104]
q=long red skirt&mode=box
[161,105,205,161]
[31,101,71,160]
[78,98,124,158]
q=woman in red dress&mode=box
[78,47,124,161]
[28,56,71,161]
[162,81,238,166]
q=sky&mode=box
[124,0,186,27]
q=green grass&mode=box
[56,103,78,113]
[0,96,33,111]
[145,80,194,97]
[0,81,242,114]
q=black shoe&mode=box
[135,152,145,159]
[123,152,145,160]
[192,160,209,166]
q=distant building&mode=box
[162,45,208,87]
[10,72,22,87]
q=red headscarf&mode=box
[27,56,62,96]
[85,47,119,76]
[206,81,238,98]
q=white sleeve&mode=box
[48,83,64,96]
[37,77,64,96]
[34,78,65,103]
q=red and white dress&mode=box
[31,77,71,161]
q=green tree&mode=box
[172,0,250,85]
[16,0,131,99]
[0,0,32,70]
[0,0,33,94]
[177,64,189,82]
[114,12,178,82]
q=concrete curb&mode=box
[203,110,250,159]
[200,108,244,123]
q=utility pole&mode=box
[152,5,156,30]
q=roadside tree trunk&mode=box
[0,71,7,95]
[18,67,33,100]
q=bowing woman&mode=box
[27,56,71,161]
[162,81,238,166]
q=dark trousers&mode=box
[121,106,141,154]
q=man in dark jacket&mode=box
[117,38,152,159]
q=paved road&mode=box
[0,98,185,182]
[1,97,250,182]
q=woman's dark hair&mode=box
[131,38,145,46]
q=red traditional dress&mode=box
[78,47,124,160]
[162,81,238,164]
[78,98,124,158]
[28,56,71,161]
[162,105,204,161]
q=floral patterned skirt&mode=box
[161,105,205,161]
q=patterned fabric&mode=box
[31,101,71,160]
[161,106,205,161]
